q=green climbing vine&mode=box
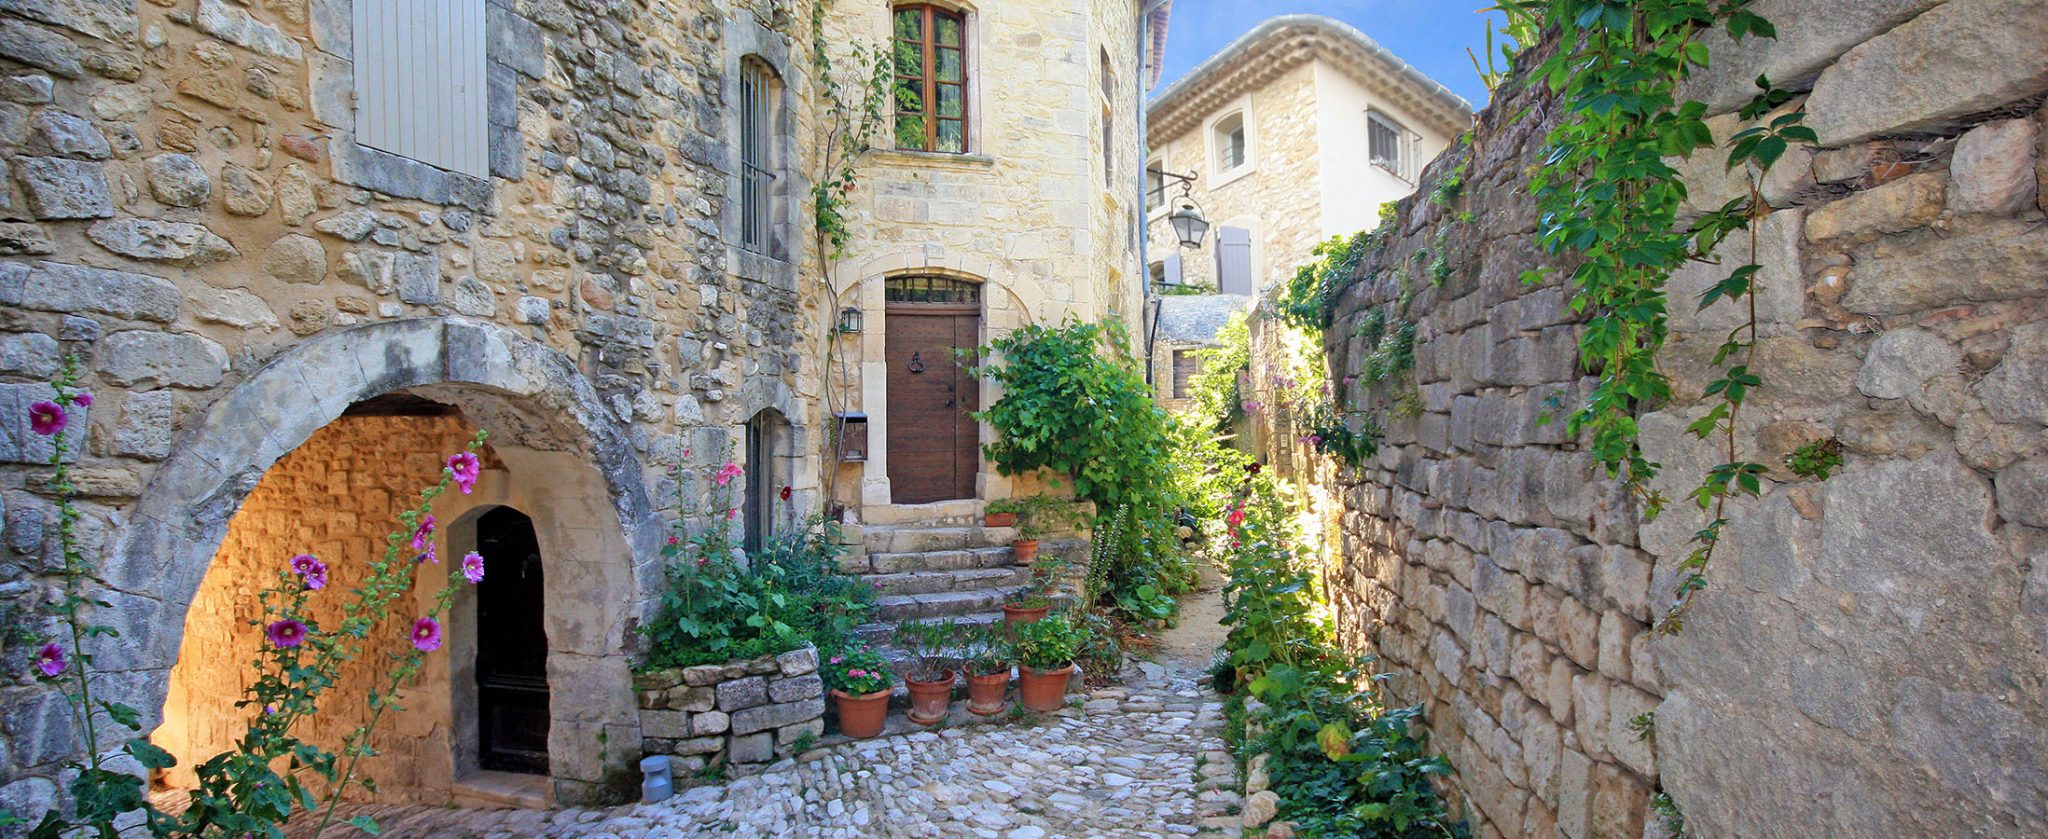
[1493,0,1815,633]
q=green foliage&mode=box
[822,645,893,695]
[1784,437,1843,480]
[1215,461,1460,837]
[893,620,965,682]
[1166,416,1256,528]
[1186,311,1252,436]
[809,0,893,260]
[1275,233,1375,332]
[958,622,1013,677]
[1006,558,1061,610]
[1491,0,1807,632]
[1653,791,1689,839]
[975,319,1172,514]
[985,492,1081,541]
[1013,612,1091,670]
[640,461,874,669]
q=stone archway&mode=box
[99,318,664,806]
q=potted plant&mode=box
[960,623,1013,716]
[893,620,962,725]
[983,498,1019,528]
[1001,569,1055,627]
[824,645,893,738]
[1001,494,1073,565]
[1013,612,1088,712]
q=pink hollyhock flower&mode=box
[714,462,744,487]
[411,515,436,550]
[461,551,485,584]
[266,619,308,649]
[829,656,843,664]
[411,617,442,652]
[35,643,65,678]
[70,393,92,407]
[726,508,739,520]
[666,534,680,547]
[1226,505,1246,529]
[291,554,328,590]
[27,401,65,436]
[446,451,481,494]
[415,543,438,565]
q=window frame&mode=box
[893,4,970,154]
[738,57,781,254]
[1368,109,1408,181]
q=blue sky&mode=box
[1154,0,1510,108]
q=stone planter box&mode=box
[634,644,825,779]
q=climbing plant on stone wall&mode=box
[1492,0,1815,634]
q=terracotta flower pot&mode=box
[965,669,1011,716]
[1010,538,1040,564]
[1017,663,1074,713]
[832,688,890,739]
[1002,602,1050,627]
[905,669,955,725]
[985,512,1018,527]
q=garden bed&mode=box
[635,645,827,779]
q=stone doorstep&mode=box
[450,770,551,810]
[857,498,984,527]
[863,525,1019,554]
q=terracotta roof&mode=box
[1147,14,1472,142]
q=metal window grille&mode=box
[1368,110,1405,179]
[740,59,775,253]
[885,276,983,304]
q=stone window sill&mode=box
[872,149,996,171]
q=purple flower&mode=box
[411,515,436,551]
[411,617,443,652]
[446,451,481,494]
[415,542,438,565]
[70,393,92,408]
[461,551,485,584]
[35,643,65,678]
[28,401,65,436]
[266,619,308,649]
[291,554,329,590]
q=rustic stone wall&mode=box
[159,413,477,802]
[1248,2,2048,836]
[634,644,824,778]
[0,0,828,811]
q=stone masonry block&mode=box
[1806,0,2048,146]
[766,673,822,705]
[729,697,825,737]
[715,675,768,711]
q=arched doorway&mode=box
[473,507,549,775]
[105,319,662,807]
[884,275,982,504]
[744,409,791,553]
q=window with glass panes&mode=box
[893,5,967,154]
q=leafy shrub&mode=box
[1186,311,1252,436]
[639,461,873,669]
[1013,612,1090,670]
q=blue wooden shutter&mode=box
[1216,226,1253,295]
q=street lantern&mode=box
[838,305,863,334]
[1169,203,1210,250]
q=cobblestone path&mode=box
[298,576,1242,838]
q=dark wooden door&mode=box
[886,306,980,503]
[475,506,550,774]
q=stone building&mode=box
[1142,14,1467,297]
[0,0,1170,814]
[1245,1,2048,836]
[1147,292,1244,413]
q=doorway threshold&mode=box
[452,771,552,810]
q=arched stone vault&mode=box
[99,317,664,803]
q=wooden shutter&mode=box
[1163,252,1182,287]
[1216,226,1253,295]
[354,0,488,177]
[1172,350,1203,399]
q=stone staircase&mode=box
[836,501,1086,674]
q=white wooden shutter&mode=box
[1216,226,1253,295]
[354,0,489,177]
[1163,252,1182,287]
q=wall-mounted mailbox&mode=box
[836,412,868,462]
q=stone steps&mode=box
[853,610,1006,643]
[865,566,1033,597]
[873,586,1024,622]
[868,546,1017,574]
[862,525,1018,555]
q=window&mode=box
[885,275,982,304]
[1145,162,1166,206]
[739,57,781,254]
[353,0,488,177]
[1368,110,1407,179]
[1172,351,1203,399]
[893,5,967,154]
[1215,112,1247,171]
[743,409,789,554]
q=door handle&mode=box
[946,399,955,408]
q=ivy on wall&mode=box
[1492,0,1815,633]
